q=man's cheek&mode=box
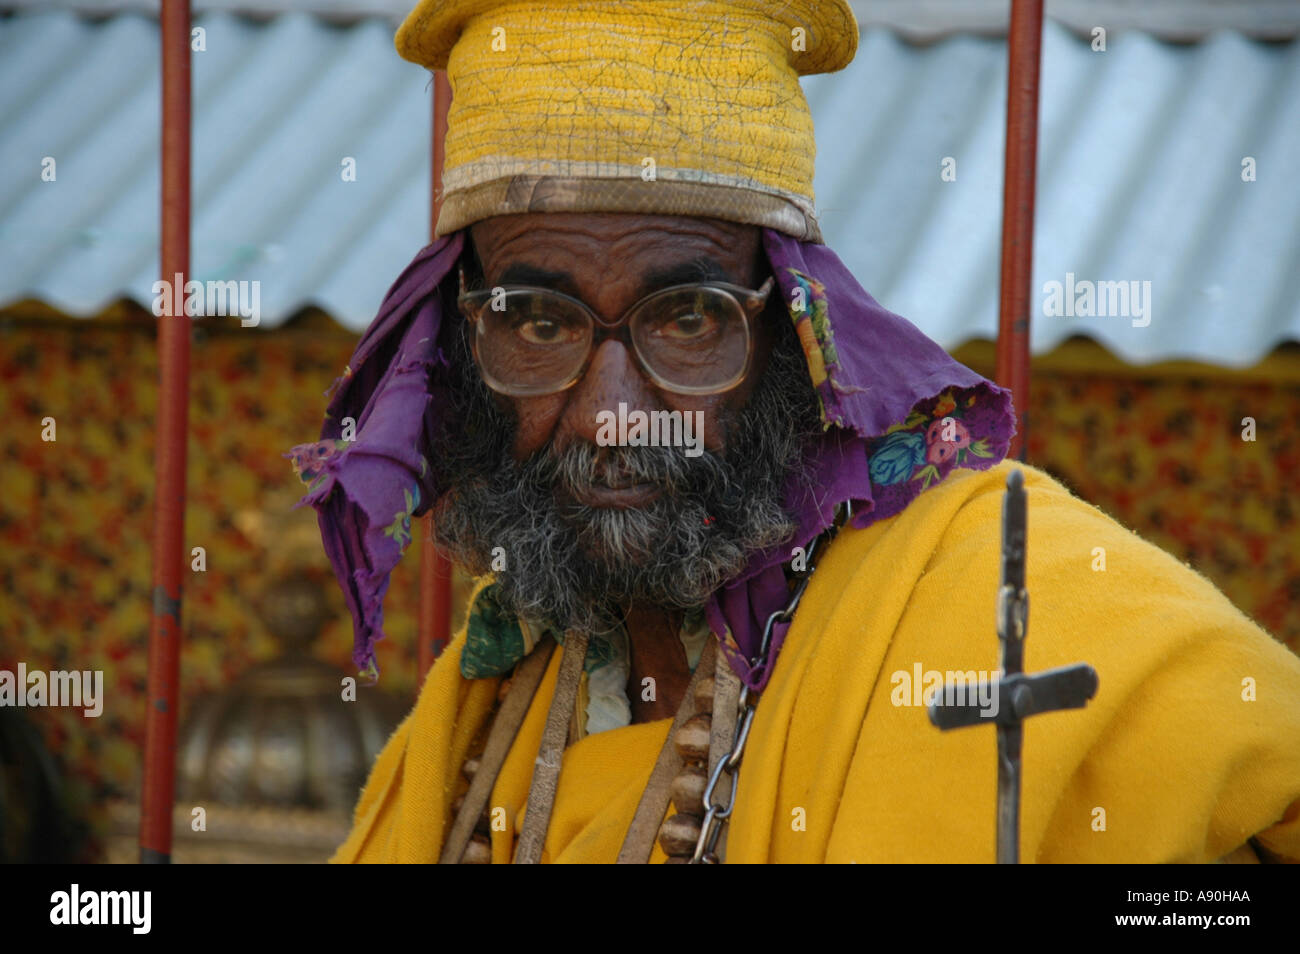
[663,397,730,455]
[509,396,567,460]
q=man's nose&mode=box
[556,337,659,447]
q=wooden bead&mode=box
[658,813,702,857]
[693,677,714,715]
[462,834,491,864]
[670,762,708,816]
[463,757,481,780]
[674,713,712,763]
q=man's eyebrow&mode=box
[495,263,577,293]
[492,257,737,298]
[639,257,735,296]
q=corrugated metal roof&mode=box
[1,11,1297,366]
[851,0,1300,43]
[804,23,1300,366]
[10,1,1300,41]
[0,10,430,328]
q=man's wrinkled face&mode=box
[432,212,821,635]
[468,213,774,479]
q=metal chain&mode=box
[689,500,853,864]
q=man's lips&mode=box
[559,482,662,510]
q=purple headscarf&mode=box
[289,229,1014,690]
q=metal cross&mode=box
[928,468,1099,863]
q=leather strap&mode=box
[615,639,718,864]
[439,637,556,864]
[513,629,589,864]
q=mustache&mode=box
[541,440,722,499]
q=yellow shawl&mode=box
[332,462,1300,863]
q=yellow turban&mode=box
[395,0,858,240]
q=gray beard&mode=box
[430,302,821,637]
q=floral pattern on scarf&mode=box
[869,389,996,490]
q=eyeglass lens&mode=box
[472,287,751,395]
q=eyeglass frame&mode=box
[455,265,777,397]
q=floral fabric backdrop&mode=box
[1023,370,1299,651]
[0,317,429,859]
[0,318,1296,860]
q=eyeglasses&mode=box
[457,266,775,397]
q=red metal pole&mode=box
[140,0,191,863]
[995,0,1043,462]
[417,70,455,682]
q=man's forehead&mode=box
[469,213,763,287]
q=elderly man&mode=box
[290,0,1300,863]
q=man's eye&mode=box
[515,318,573,344]
[656,311,719,340]
[516,318,558,343]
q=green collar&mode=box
[461,582,711,735]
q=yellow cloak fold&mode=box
[332,462,1300,863]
